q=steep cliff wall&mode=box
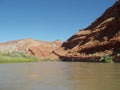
[60,1,120,62]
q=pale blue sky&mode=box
[0,0,116,42]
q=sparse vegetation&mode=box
[0,52,38,63]
[117,48,120,55]
[100,55,113,63]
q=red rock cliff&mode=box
[60,1,120,62]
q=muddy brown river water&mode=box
[0,62,120,90]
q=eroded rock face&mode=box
[60,1,120,62]
[26,40,62,60]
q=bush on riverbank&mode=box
[0,52,38,63]
[100,55,113,63]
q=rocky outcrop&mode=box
[59,1,120,62]
[26,40,62,60]
[0,38,62,60]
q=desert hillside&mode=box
[0,38,62,60]
[57,0,120,62]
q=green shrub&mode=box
[100,55,113,63]
[117,48,120,56]
[0,52,38,63]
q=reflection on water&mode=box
[0,62,120,90]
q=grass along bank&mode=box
[0,52,38,63]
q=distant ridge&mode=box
[0,38,62,60]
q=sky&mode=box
[0,0,116,42]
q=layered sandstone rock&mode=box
[59,1,120,62]
[26,40,62,60]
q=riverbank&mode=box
[0,52,38,63]
[0,52,62,63]
[0,52,120,64]
[59,55,120,63]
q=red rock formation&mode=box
[26,42,62,60]
[60,1,120,62]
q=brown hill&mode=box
[57,1,120,62]
[0,38,62,60]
